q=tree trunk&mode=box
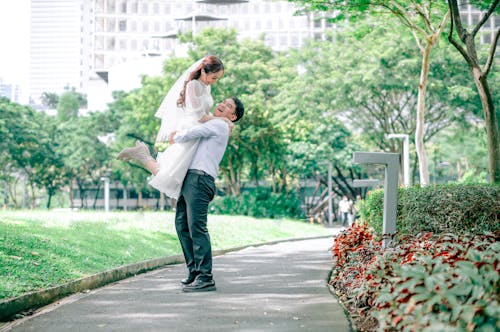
[473,68,500,182]
[226,158,240,195]
[69,180,74,208]
[415,40,433,186]
[46,191,53,209]
[447,0,500,183]
[138,191,143,209]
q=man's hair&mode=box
[231,96,244,122]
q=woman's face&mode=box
[201,69,224,85]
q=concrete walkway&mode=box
[4,237,351,332]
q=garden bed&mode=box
[330,223,499,331]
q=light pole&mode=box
[327,162,333,227]
[317,161,334,227]
[100,177,110,212]
[387,134,410,187]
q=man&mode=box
[338,196,350,227]
[168,97,244,292]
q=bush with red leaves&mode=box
[329,223,499,331]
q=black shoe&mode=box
[182,278,216,292]
[180,272,199,285]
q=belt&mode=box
[187,169,214,181]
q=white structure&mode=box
[29,0,93,105]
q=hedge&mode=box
[210,188,304,219]
[359,184,500,237]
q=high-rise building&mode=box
[29,0,93,105]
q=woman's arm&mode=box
[185,80,211,119]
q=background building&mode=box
[26,0,498,110]
[0,79,22,103]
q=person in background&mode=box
[338,195,350,227]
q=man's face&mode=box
[214,98,237,121]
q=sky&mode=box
[0,0,30,85]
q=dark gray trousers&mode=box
[175,172,216,281]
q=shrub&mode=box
[210,188,304,219]
[329,225,500,332]
[373,233,500,332]
[360,184,500,237]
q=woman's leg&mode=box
[117,141,159,175]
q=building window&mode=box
[119,20,127,32]
[471,14,480,25]
[107,19,115,32]
[279,33,287,46]
[95,36,105,50]
[131,21,137,32]
[153,3,159,13]
[120,1,126,14]
[130,2,138,14]
[142,21,149,32]
[107,37,116,50]
[107,1,115,13]
[96,17,104,32]
[119,39,127,50]
[482,32,491,44]
[142,3,149,14]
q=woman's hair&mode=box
[177,55,224,108]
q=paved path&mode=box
[5,237,350,332]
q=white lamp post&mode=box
[100,177,110,212]
[387,134,411,187]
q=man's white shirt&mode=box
[173,119,230,179]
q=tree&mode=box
[40,92,59,109]
[57,88,86,122]
[447,0,500,183]
[289,0,450,185]
[0,97,66,208]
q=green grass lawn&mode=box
[0,210,333,301]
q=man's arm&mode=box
[168,119,228,144]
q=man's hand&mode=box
[168,131,177,144]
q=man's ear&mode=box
[229,113,237,122]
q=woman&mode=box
[116,55,229,199]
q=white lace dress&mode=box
[148,79,213,199]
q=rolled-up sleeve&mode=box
[174,120,228,143]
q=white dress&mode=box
[148,79,213,199]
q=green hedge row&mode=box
[210,188,304,219]
[359,184,500,237]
